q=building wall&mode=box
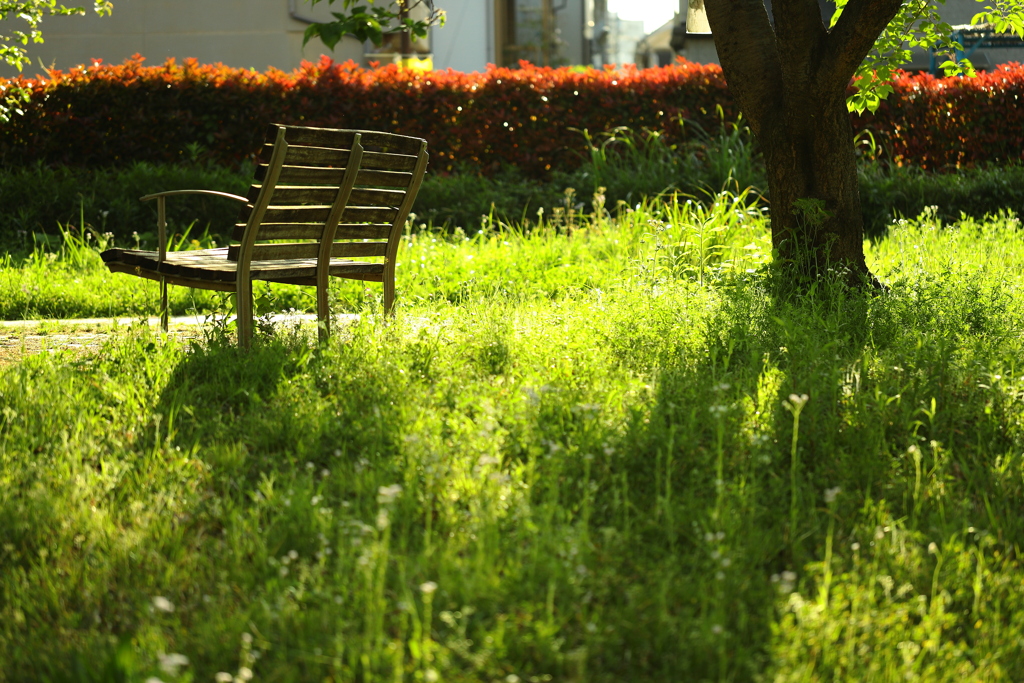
[555,0,587,66]
[0,0,363,77]
[432,0,492,71]
[645,2,1024,70]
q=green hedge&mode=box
[859,163,1024,237]
[1,157,1021,249]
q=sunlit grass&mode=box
[2,197,1024,681]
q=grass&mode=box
[1,196,1024,681]
[5,122,1024,246]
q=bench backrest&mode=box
[228,124,428,275]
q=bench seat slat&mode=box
[233,222,393,240]
[259,165,414,188]
[102,247,386,283]
[245,186,405,206]
[226,241,388,261]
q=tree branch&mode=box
[822,0,905,85]
[704,0,783,134]
[773,0,829,75]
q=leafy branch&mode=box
[831,0,1024,113]
[0,0,112,121]
[302,0,445,51]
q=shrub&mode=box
[859,162,1024,237]
[0,56,735,178]
[0,162,250,250]
[859,64,1024,169]
[1,56,1022,178]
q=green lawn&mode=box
[1,197,1023,682]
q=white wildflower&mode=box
[158,653,189,676]
[151,596,174,613]
[377,484,403,504]
[824,486,841,504]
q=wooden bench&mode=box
[100,124,428,347]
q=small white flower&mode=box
[824,486,841,504]
[241,632,253,645]
[505,675,521,683]
[376,508,390,530]
[158,653,189,676]
[237,667,253,681]
[377,484,403,504]
[711,624,723,635]
[928,542,938,554]
[783,393,809,411]
[151,596,174,613]
[851,542,861,551]
[424,670,440,683]
[420,581,438,595]
[215,673,233,683]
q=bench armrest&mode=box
[140,190,248,261]
[140,189,249,203]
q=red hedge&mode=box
[857,65,1024,169]
[0,55,1021,175]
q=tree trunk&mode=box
[758,82,870,285]
[703,0,904,288]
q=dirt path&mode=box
[0,314,327,366]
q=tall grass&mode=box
[0,192,771,321]
[2,197,1024,681]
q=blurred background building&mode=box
[2,0,1020,77]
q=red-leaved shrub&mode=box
[0,55,1021,175]
[857,64,1024,169]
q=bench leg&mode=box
[316,279,330,343]
[160,277,169,333]
[236,278,254,349]
[383,265,396,317]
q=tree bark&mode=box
[704,0,904,287]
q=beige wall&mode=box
[1,0,364,77]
